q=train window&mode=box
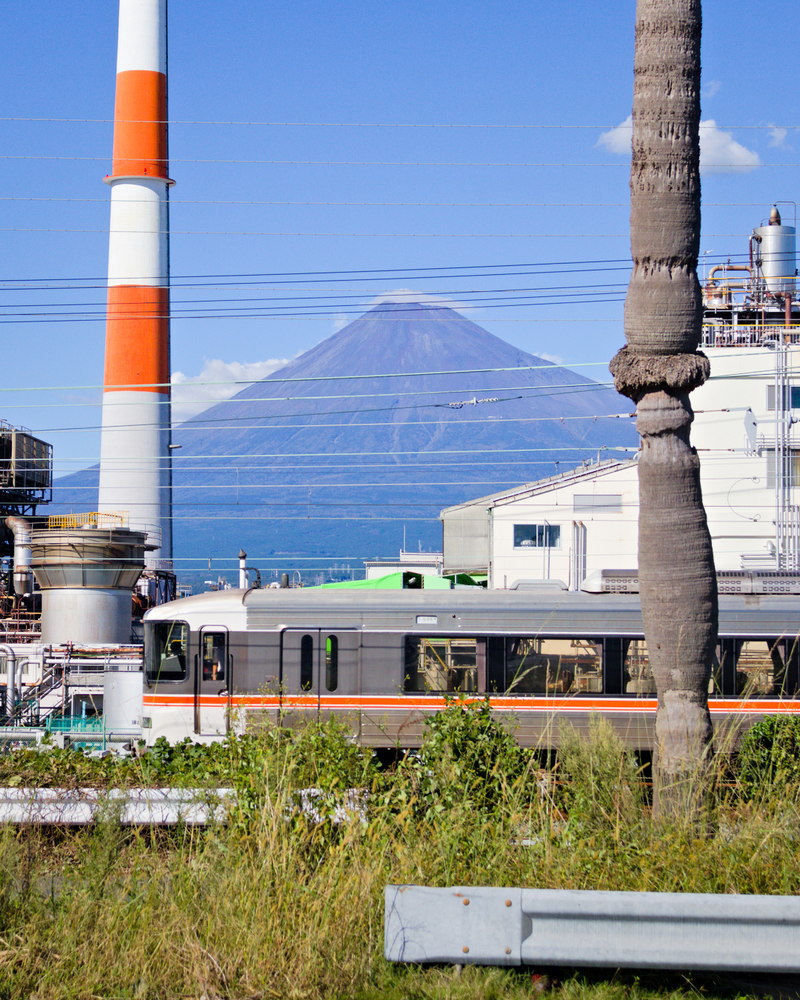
[708,647,723,696]
[404,637,478,693]
[734,639,786,696]
[623,639,654,695]
[300,635,314,691]
[505,638,602,695]
[325,635,338,692]
[513,524,560,548]
[201,632,226,682]
[145,620,189,683]
[623,641,724,696]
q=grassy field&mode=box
[0,703,798,999]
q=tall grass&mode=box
[0,709,797,998]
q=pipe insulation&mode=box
[5,517,33,597]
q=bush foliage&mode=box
[0,709,795,998]
[736,714,800,793]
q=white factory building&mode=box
[442,207,800,590]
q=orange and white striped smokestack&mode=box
[98,0,172,566]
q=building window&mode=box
[513,524,560,548]
[766,385,800,410]
[765,449,800,489]
[573,494,623,513]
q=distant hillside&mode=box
[54,301,636,585]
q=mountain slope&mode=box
[54,301,636,582]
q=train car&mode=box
[141,585,800,749]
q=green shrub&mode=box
[398,696,533,816]
[736,715,800,794]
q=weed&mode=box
[0,719,795,997]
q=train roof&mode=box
[144,586,800,638]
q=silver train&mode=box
[141,586,800,748]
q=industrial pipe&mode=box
[0,644,17,721]
[5,517,33,597]
[707,264,752,284]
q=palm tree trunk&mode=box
[609,0,718,818]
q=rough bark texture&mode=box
[611,0,717,818]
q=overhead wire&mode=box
[0,255,752,290]
[4,116,790,128]
[0,280,631,311]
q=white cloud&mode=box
[702,79,722,99]
[700,119,761,173]
[171,357,290,422]
[538,352,566,367]
[597,116,760,175]
[768,125,788,148]
[597,115,634,155]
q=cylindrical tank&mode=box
[103,662,143,733]
[29,526,146,644]
[754,207,796,294]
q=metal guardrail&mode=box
[384,885,800,973]
[0,788,234,825]
[47,512,127,529]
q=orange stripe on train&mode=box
[143,693,800,714]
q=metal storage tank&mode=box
[30,522,146,644]
[753,206,796,294]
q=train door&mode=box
[281,629,322,726]
[280,629,360,731]
[194,628,230,736]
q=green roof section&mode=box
[312,571,485,591]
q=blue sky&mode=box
[3,0,800,476]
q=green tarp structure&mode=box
[313,571,485,590]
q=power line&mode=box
[3,256,756,291]
[1,195,635,208]
[0,226,635,238]
[0,256,637,283]
[3,152,795,168]
[0,297,628,325]
[1,281,630,310]
[0,154,634,166]
[4,116,786,128]
[0,363,617,395]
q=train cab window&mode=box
[623,639,654,695]
[734,639,786,696]
[300,634,314,691]
[404,637,479,693]
[146,621,189,683]
[505,637,602,695]
[201,632,226,682]
[325,635,338,692]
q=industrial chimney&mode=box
[97,0,172,568]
